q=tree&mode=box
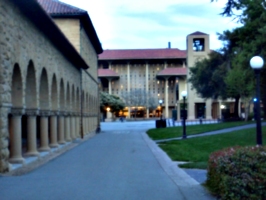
[100,92,125,116]
[214,0,266,118]
[121,88,158,118]
[188,51,227,99]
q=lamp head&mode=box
[106,107,110,112]
[250,56,264,69]
[158,99,163,104]
[181,91,187,98]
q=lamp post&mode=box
[159,99,163,120]
[181,91,187,139]
[250,56,264,145]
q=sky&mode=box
[61,0,241,50]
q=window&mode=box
[193,38,205,51]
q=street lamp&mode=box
[159,99,163,120]
[250,56,264,145]
[181,91,187,139]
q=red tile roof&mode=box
[99,49,186,60]
[37,0,86,15]
[157,67,187,76]
[98,69,120,78]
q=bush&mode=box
[206,146,266,200]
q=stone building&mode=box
[98,32,235,120]
[0,0,102,173]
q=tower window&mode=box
[193,38,205,51]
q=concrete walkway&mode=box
[0,121,214,200]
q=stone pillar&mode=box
[76,116,80,138]
[25,112,39,156]
[58,115,65,144]
[145,62,149,118]
[71,116,76,140]
[9,113,24,163]
[164,77,169,118]
[182,61,186,68]
[108,79,112,95]
[65,116,71,142]
[39,114,50,151]
[50,115,58,147]
[206,99,212,119]
[127,62,131,118]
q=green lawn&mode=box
[158,127,266,169]
[147,121,254,140]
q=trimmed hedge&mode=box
[206,146,266,200]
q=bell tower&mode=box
[186,31,212,120]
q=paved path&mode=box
[0,121,214,200]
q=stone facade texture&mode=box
[0,0,101,173]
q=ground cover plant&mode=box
[206,146,266,199]
[157,127,266,169]
[147,121,254,140]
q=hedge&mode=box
[206,146,266,200]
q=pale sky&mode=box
[61,0,241,50]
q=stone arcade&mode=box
[0,0,102,172]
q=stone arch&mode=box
[86,93,89,113]
[39,68,49,109]
[25,60,37,108]
[71,84,75,112]
[11,64,23,108]
[76,87,80,112]
[51,74,58,111]
[66,82,70,111]
[82,90,85,112]
[59,79,65,111]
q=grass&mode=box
[146,121,255,140]
[158,127,266,169]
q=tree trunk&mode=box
[233,95,240,119]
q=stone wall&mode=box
[80,27,98,81]
[0,0,97,173]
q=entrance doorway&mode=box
[196,103,205,118]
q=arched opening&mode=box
[11,64,23,108]
[76,87,80,112]
[72,84,75,112]
[39,68,49,109]
[66,83,70,111]
[86,93,89,113]
[51,74,58,111]
[59,79,65,111]
[25,61,37,108]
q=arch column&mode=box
[65,115,71,142]
[70,115,76,140]
[206,99,212,119]
[25,110,39,156]
[39,111,50,151]
[50,113,58,147]
[58,114,65,144]
[76,116,80,138]
[9,109,24,163]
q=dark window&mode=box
[193,38,205,51]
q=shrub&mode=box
[206,146,266,200]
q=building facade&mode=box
[0,0,102,173]
[98,32,235,120]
